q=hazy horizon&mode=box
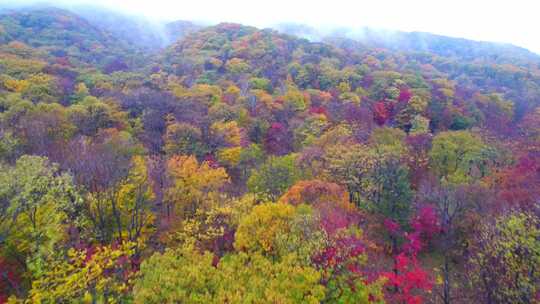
[3,0,540,54]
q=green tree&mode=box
[237,143,265,181]
[163,122,206,157]
[370,127,407,156]
[293,114,329,149]
[395,95,428,131]
[468,212,540,303]
[0,155,85,277]
[323,144,375,205]
[215,252,324,304]
[0,131,21,162]
[133,246,218,304]
[68,96,126,136]
[369,156,414,227]
[429,130,486,184]
[133,246,325,304]
[409,115,430,135]
[71,82,89,103]
[247,154,301,200]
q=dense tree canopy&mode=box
[0,6,539,304]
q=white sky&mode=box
[10,0,540,54]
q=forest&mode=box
[0,5,539,304]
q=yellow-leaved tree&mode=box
[234,202,297,255]
[133,245,326,304]
[27,242,136,304]
[116,156,155,244]
[164,155,229,218]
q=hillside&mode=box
[160,22,540,125]
[0,6,539,304]
[278,23,540,65]
[0,6,156,71]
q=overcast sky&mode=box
[8,0,540,54]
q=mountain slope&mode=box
[0,7,143,68]
[276,23,540,67]
[0,6,539,303]
[158,22,540,122]
[331,29,540,68]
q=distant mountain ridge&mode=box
[0,6,135,66]
[0,6,201,70]
[1,5,539,117]
[2,4,539,66]
[274,23,540,68]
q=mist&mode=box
[2,0,540,54]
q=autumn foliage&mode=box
[0,6,539,304]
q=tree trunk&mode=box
[443,254,451,304]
